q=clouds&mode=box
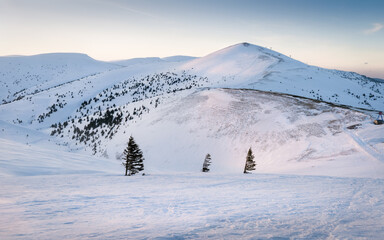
[364,23,383,34]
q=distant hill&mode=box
[0,53,120,103]
[112,55,196,67]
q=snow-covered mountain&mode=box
[182,43,383,110]
[0,53,120,104]
[112,55,196,66]
[2,42,384,239]
[0,42,383,178]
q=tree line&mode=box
[122,136,257,176]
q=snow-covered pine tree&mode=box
[243,147,256,174]
[202,153,212,172]
[123,136,145,176]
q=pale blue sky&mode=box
[1,0,383,78]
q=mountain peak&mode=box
[181,42,279,78]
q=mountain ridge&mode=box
[0,42,383,177]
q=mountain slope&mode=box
[181,43,283,78]
[105,88,384,177]
[181,43,383,111]
[0,53,120,104]
[0,43,383,178]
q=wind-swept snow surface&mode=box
[1,135,384,239]
[0,138,119,177]
[1,136,384,239]
[1,166,384,239]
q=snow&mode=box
[112,55,196,67]
[162,55,197,62]
[107,88,384,178]
[111,57,164,67]
[0,138,119,177]
[1,160,384,239]
[0,42,383,177]
[1,42,384,239]
[181,43,280,81]
[0,53,120,103]
[181,43,384,111]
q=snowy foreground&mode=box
[1,140,384,240]
[1,172,384,239]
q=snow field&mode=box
[1,172,384,239]
[0,138,120,177]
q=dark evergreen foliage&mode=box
[49,71,208,152]
[243,147,256,174]
[123,136,145,176]
[202,153,212,172]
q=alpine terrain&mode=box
[1,43,384,239]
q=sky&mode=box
[1,0,383,78]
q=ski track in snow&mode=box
[346,129,384,163]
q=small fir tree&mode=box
[202,153,212,172]
[243,147,256,174]
[123,136,144,176]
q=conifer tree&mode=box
[123,136,144,176]
[243,147,256,174]
[202,153,212,172]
